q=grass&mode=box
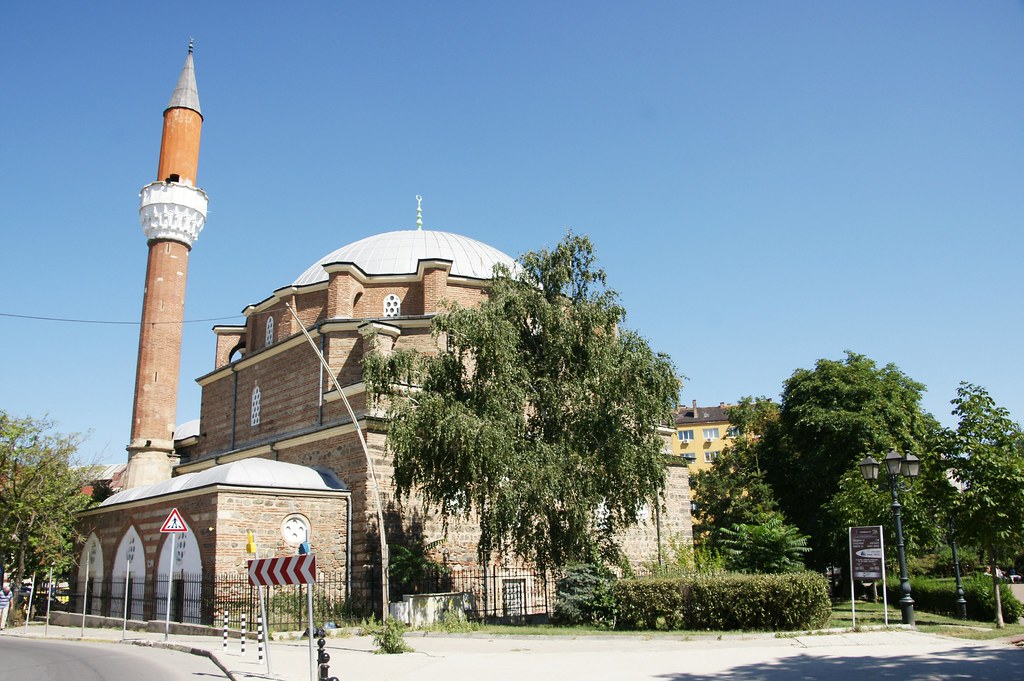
[830,599,1024,641]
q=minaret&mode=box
[123,43,208,489]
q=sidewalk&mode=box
[4,618,1024,681]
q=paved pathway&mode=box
[3,621,1023,681]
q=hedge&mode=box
[886,575,1023,622]
[613,572,831,631]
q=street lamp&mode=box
[859,449,919,626]
[948,517,968,619]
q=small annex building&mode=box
[75,47,692,625]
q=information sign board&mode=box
[850,525,884,580]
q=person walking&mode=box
[0,584,13,630]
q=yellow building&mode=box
[673,401,738,473]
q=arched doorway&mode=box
[77,534,104,615]
[154,529,202,624]
[110,527,146,620]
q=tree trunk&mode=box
[990,545,1004,628]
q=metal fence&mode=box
[67,572,357,631]
[395,565,556,623]
[64,565,556,630]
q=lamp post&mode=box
[948,518,968,620]
[859,449,919,626]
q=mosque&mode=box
[75,47,691,622]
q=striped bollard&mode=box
[223,610,229,651]
[240,613,246,656]
[257,613,264,664]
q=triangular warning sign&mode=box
[160,508,189,533]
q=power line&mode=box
[0,312,243,325]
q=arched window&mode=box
[265,316,274,347]
[251,385,261,426]
[383,294,401,318]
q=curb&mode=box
[125,638,237,681]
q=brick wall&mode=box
[77,486,349,613]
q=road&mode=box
[8,621,1024,681]
[0,637,227,681]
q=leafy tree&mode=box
[824,454,948,578]
[759,352,939,568]
[0,412,91,589]
[691,396,780,550]
[946,382,1024,627]
[720,513,810,573]
[364,233,680,571]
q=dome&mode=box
[293,230,516,286]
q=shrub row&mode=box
[887,575,1023,622]
[613,572,831,631]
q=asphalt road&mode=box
[0,637,228,681]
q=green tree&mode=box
[760,352,939,568]
[364,233,680,571]
[946,382,1024,627]
[0,412,91,589]
[691,396,781,550]
[720,513,811,573]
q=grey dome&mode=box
[293,230,516,286]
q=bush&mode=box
[372,618,413,654]
[552,563,616,628]
[893,575,1023,622]
[614,572,831,632]
[645,534,727,578]
[720,515,810,574]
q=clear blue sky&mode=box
[2,1,1022,464]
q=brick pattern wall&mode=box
[212,490,349,573]
[78,487,349,610]
[214,330,244,369]
[422,266,449,313]
[328,272,362,318]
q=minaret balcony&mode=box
[139,180,209,246]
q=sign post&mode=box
[160,508,189,641]
[249,555,317,681]
[246,533,272,675]
[849,525,886,627]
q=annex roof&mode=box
[99,459,347,507]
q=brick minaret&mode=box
[124,43,208,489]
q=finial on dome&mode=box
[416,195,423,230]
[188,38,194,54]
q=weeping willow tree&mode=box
[364,232,679,572]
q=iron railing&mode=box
[65,565,556,629]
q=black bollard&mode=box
[316,629,339,681]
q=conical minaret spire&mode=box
[124,45,209,489]
[166,40,201,117]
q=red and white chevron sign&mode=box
[248,555,317,586]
